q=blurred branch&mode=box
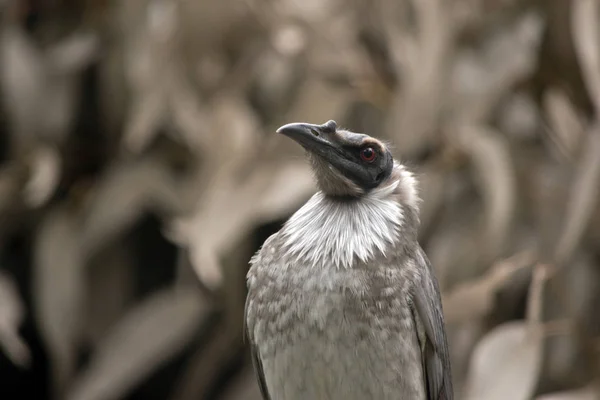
[554,128,600,265]
[34,205,85,399]
[457,125,517,262]
[0,270,30,368]
[572,0,600,114]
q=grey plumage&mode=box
[244,120,453,400]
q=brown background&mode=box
[0,0,599,399]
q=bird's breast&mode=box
[250,262,426,400]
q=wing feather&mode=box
[244,287,272,400]
[411,247,454,400]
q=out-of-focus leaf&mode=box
[443,250,535,323]
[202,94,261,168]
[446,320,486,397]
[169,78,210,152]
[120,1,170,153]
[122,91,165,153]
[164,92,272,289]
[218,368,263,400]
[282,76,352,128]
[525,263,551,329]
[572,0,600,111]
[23,145,61,208]
[42,75,82,143]
[498,92,539,141]
[288,0,341,21]
[0,25,45,142]
[463,321,543,400]
[121,0,198,154]
[0,164,27,217]
[536,383,599,400]
[450,12,544,122]
[417,164,446,238]
[458,125,517,261]
[464,263,547,400]
[83,245,135,347]
[66,287,208,400]
[555,129,600,265]
[33,205,84,397]
[255,161,315,221]
[80,157,182,256]
[540,254,599,386]
[0,269,31,368]
[425,186,483,286]
[170,159,314,290]
[250,39,306,120]
[0,26,97,147]
[543,88,585,159]
[384,0,453,157]
[45,33,99,74]
[170,323,242,400]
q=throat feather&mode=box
[280,190,403,269]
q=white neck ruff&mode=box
[280,181,403,269]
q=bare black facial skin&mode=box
[277,120,394,192]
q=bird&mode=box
[244,120,453,400]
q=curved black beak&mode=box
[276,120,338,153]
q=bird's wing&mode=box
[411,246,454,400]
[244,295,272,400]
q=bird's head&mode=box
[277,120,394,197]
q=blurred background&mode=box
[0,0,599,399]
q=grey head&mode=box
[277,120,394,197]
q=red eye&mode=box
[360,147,376,162]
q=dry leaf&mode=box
[0,269,31,368]
[0,26,97,148]
[417,165,446,238]
[80,157,182,257]
[463,321,543,400]
[277,0,340,22]
[536,383,599,400]
[425,200,483,287]
[83,245,135,347]
[384,0,453,157]
[451,12,544,122]
[218,368,263,400]
[572,0,600,112]
[443,250,535,323]
[170,159,314,290]
[282,76,352,129]
[458,125,517,261]
[121,5,170,153]
[45,33,99,75]
[23,145,61,208]
[555,129,600,265]
[543,88,586,159]
[0,164,27,218]
[66,287,208,400]
[525,263,552,328]
[170,323,242,400]
[169,77,211,152]
[0,25,45,142]
[499,92,540,141]
[33,205,85,397]
[205,94,262,169]
[255,161,315,221]
[122,90,165,153]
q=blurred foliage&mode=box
[0,0,600,399]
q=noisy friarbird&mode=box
[244,120,453,400]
